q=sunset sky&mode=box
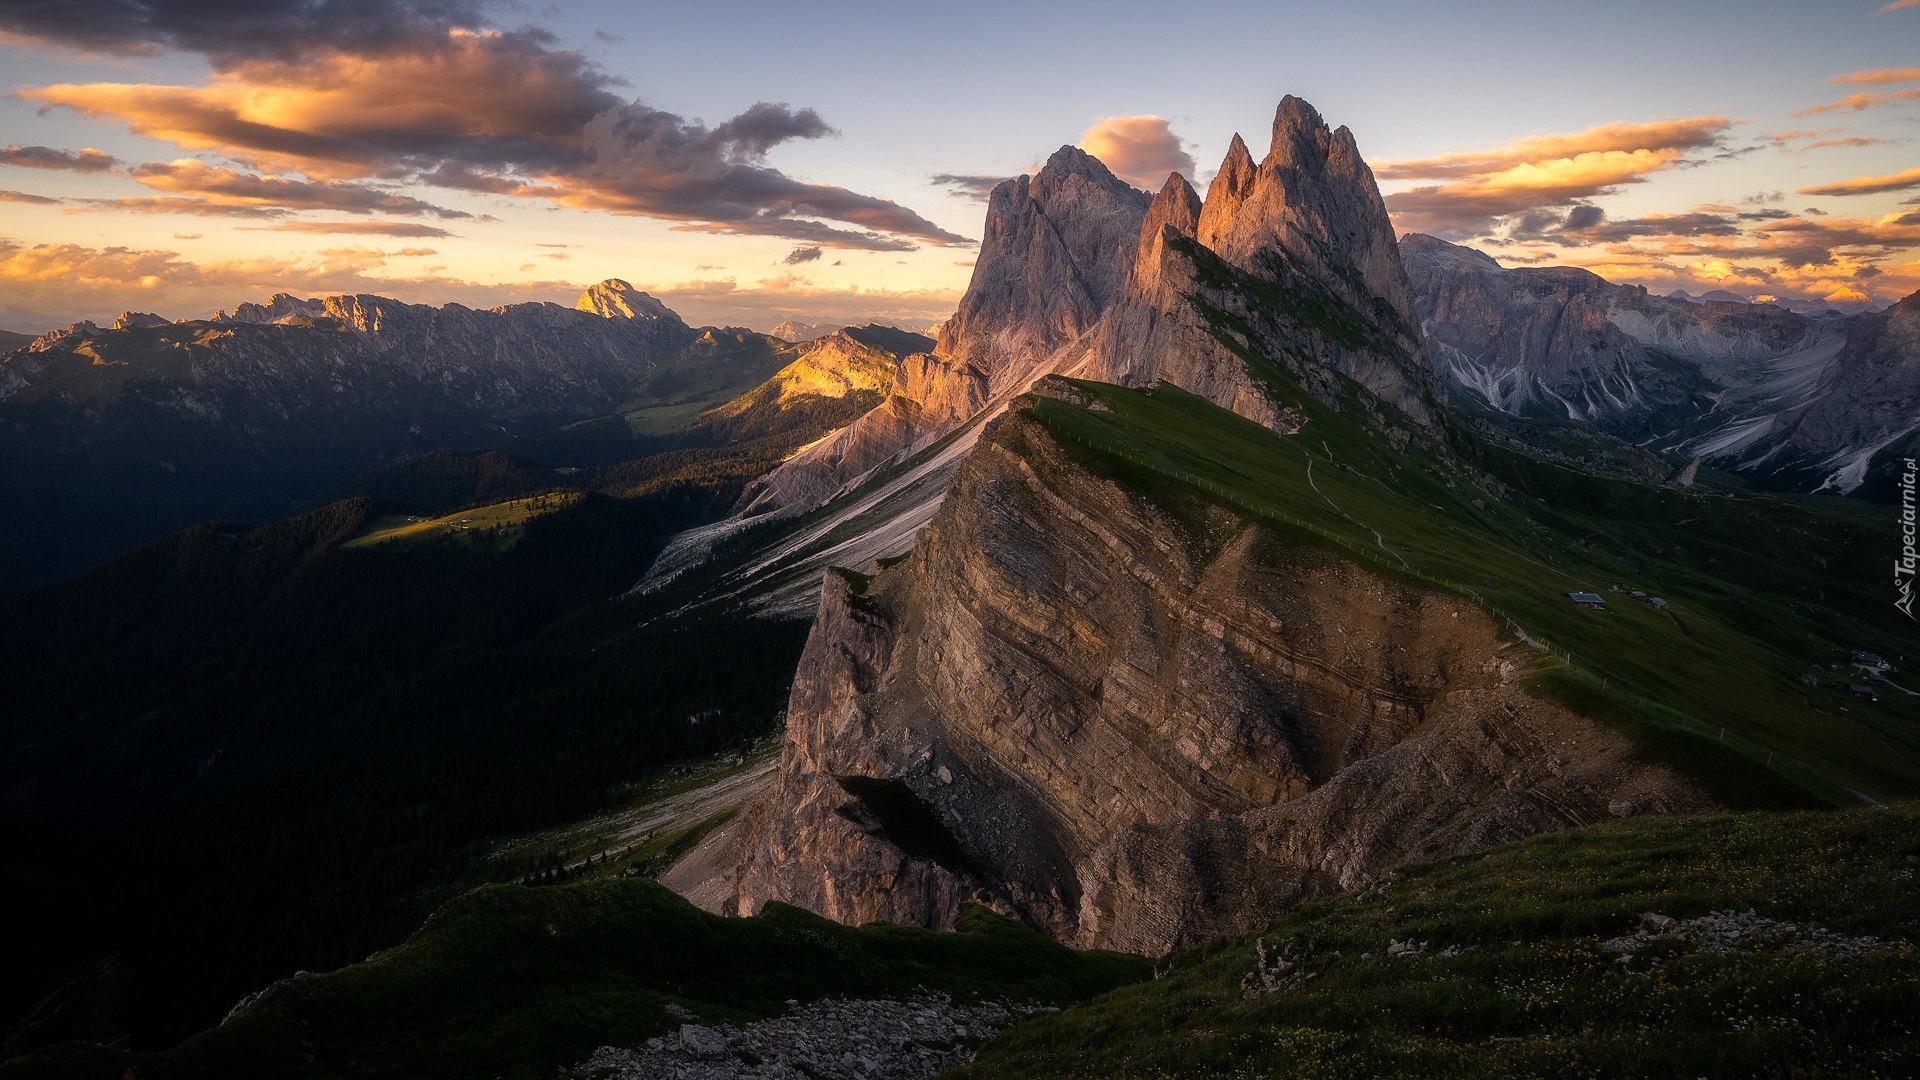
[2,0,1917,334]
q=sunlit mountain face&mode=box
[1,0,1917,337]
[2,3,1919,1073]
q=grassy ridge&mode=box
[1,882,1149,1080]
[954,802,1920,1079]
[1023,378,1920,806]
[343,491,585,550]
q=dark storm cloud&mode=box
[784,246,822,264]
[1563,204,1605,230]
[0,0,495,66]
[565,102,971,249]
[1561,212,1745,242]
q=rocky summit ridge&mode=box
[724,96,1442,589]
[724,402,1705,951]
[736,146,1151,516]
[706,97,1705,955]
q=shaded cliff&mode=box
[730,393,1707,952]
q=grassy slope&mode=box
[617,330,802,435]
[343,491,585,550]
[2,883,1148,1080]
[1025,377,1920,806]
[955,803,1920,1079]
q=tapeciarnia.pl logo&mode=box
[1899,457,1917,620]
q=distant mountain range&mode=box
[1403,234,1920,498]
[0,283,931,593]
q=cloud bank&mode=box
[5,0,969,250]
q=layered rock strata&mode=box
[730,406,1705,953]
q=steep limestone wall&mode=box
[730,409,1707,952]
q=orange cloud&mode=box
[19,30,969,252]
[1076,116,1196,190]
[70,197,285,218]
[637,275,959,332]
[1378,117,1733,237]
[1766,128,1839,145]
[0,190,61,205]
[1796,137,1893,152]
[240,220,457,237]
[1799,166,1920,197]
[1375,118,1730,181]
[1793,87,1920,115]
[1879,0,1920,11]
[1827,67,1920,85]
[20,29,613,182]
[0,235,567,330]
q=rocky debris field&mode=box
[1600,908,1906,961]
[574,994,1053,1079]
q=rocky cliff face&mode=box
[729,402,1705,952]
[740,98,1444,523]
[1080,98,1436,435]
[1403,234,1920,495]
[740,148,1151,516]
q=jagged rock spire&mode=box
[1132,172,1202,294]
[935,145,1150,374]
[1196,96,1420,333]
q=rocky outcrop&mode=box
[1198,98,1421,339]
[1403,233,1920,495]
[741,98,1445,522]
[730,406,1705,953]
[767,319,839,343]
[737,148,1151,515]
[1402,233,1802,427]
[1078,98,1437,434]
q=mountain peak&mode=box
[576,279,671,320]
[1031,143,1140,202]
[1269,94,1328,158]
[1196,96,1420,334]
[1132,173,1203,294]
